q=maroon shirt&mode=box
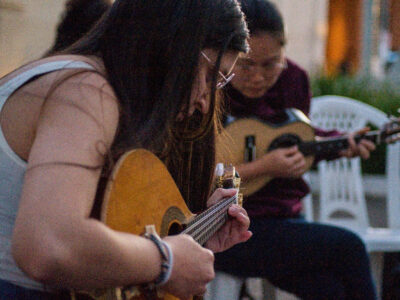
[225,59,340,218]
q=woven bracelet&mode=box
[145,233,174,286]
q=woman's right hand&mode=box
[161,234,215,300]
[261,146,306,178]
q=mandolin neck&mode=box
[299,130,381,157]
[181,195,237,245]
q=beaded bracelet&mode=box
[145,232,174,286]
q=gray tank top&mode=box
[0,60,94,290]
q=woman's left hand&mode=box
[340,127,376,159]
[204,188,252,253]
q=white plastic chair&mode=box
[309,95,400,296]
[205,273,295,300]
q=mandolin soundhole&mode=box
[160,206,186,237]
[268,134,302,152]
[168,222,182,236]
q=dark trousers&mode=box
[215,216,377,300]
[0,279,70,300]
[382,252,400,300]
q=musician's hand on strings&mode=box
[262,146,307,178]
[340,127,376,159]
[205,188,252,253]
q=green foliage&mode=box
[311,75,400,116]
[311,75,400,174]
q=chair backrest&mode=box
[302,173,314,221]
[310,95,400,230]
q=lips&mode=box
[247,87,266,94]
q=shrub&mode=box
[311,75,400,174]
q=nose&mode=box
[195,93,210,115]
[194,73,211,115]
[249,69,265,83]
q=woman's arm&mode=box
[12,72,163,288]
[11,72,214,298]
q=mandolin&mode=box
[216,108,400,196]
[71,149,241,300]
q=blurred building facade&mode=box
[272,0,329,75]
[0,0,329,77]
[0,0,399,78]
[0,0,65,77]
[325,0,400,78]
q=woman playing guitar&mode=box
[0,1,252,299]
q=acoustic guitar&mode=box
[216,108,400,196]
[71,149,241,300]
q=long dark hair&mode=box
[239,0,285,45]
[47,0,112,54]
[64,0,249,212]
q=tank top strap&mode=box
[0,60,95,110]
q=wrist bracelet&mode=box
[145,233,174,286]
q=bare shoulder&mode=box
[1,55,119,161]
[23,57,121,167]
[41,68,119,152]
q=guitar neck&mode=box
[299,130,381,157]
[181,195,237,245]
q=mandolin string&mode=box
[183,195,236,234]
[186,195,236,228]
[193,211,227,245]
[300,131,382,156]
[182,198,234,242]
[189,204,229,243]
[197,216,227,245]
[183,196,236,243]
[183,203,229,240]
[182,195,235,235]
[191,199,232,236]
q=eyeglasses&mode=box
[201,51,235,89]
[236,59,287,75]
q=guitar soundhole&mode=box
[268,134,302,152]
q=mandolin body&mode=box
[72,149,195,300]
[216,109,315,196]
[102,149,194,241]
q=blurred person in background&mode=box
[46,0,112,55]
[211,0,377,299]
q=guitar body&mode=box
[216,109,315,196]
[73,149,195,300]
